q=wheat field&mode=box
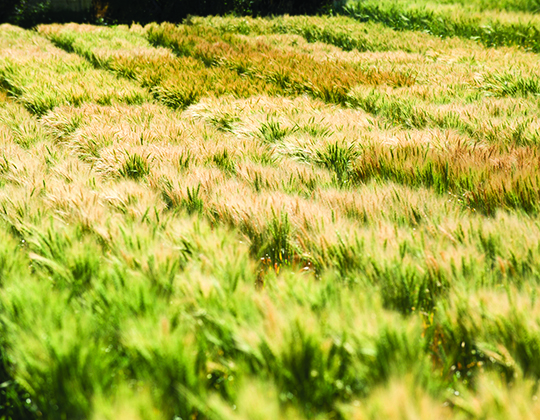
[2,3,540,419]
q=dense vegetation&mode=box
[2,1,540,419]
[0,0,336,26]
[346,0,540,52]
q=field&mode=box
[2,1,540,418]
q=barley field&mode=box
[2,2,540,419]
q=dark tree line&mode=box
[103,0,334,22]
[1,0,336,27]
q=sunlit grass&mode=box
[3,12,540,420]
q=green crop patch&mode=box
[346,0,540,52]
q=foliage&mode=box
[97,0,334,24]
[4,10,540,420]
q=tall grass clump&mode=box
[211,149,237,174]
[483,72,540,97]
[258,119,293,143]
[118,153,151,180]
[315,142,359,186]
[260,321,363,416]
[376,259,449,315]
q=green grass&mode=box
[345,0,540,52]
[3,9,540,420]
